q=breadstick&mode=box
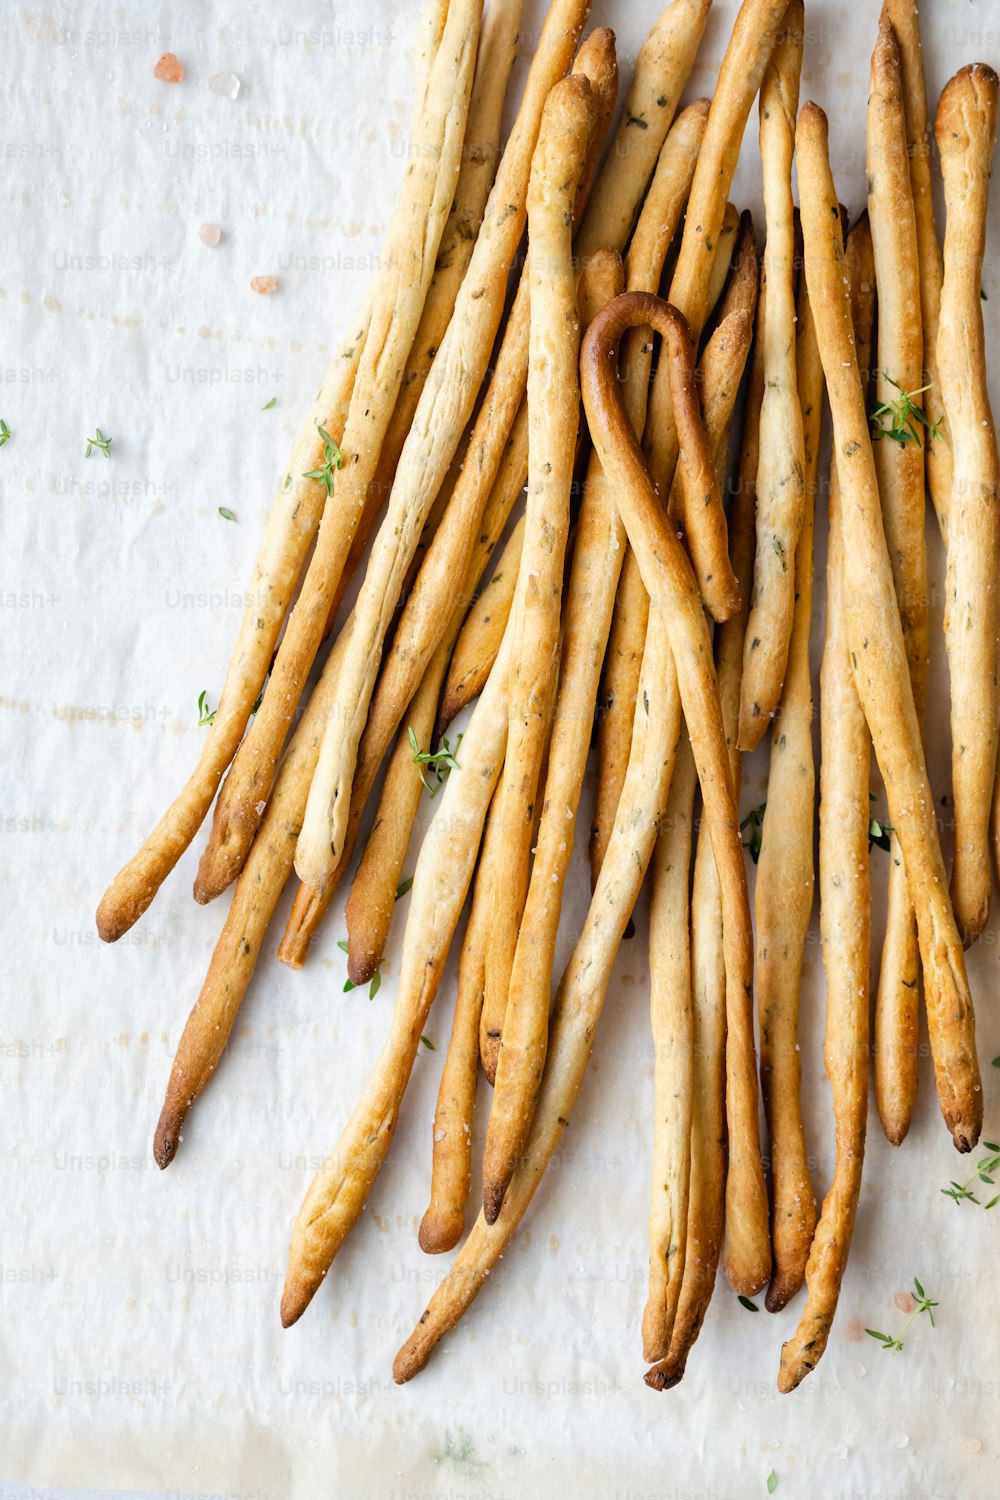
[883,0,952,538]
[418,789,498,1255]
[582,294,768,1293]
[477,85,608,1204]
[798,101,982,1153]
[936,64,1000,944]
[474,108,706,1169]
[280,621,514,1326]
[867,14,925,1145]
[641,738,697,1365]
[737,0,805,750]
[755,251,821,1314]
[576,0,710,259]
[293,0,592,904]
[648,277,765,1387]
[345,250,621,991]
[394,553,682,1383]
[778,219,874,1393]
[152,615,354,1167]
[440,517,525,732]
[194,0,483,903]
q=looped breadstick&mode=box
[868,12,925,1144]
[779,217,875,1393]
[936,63,1000,945]
[737,0,805,750]
[192,0,483,904]
[798,101,982,1153]
[884,0,952,539]
[582,292,768,1291]
[293,0,591,899]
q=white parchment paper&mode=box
[2,2,1000,1497]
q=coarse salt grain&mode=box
[154,53,184,83]
[250,275,277,295]
[208,70,241,100]
[199,223,222,247]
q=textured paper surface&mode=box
[2,1,1000,1496]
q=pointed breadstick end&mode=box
[765,1276,799,1315]
[152,1105,183,1170]
[777,1344,812,1394]
[482,1181,506,1226]
[393,1333,428,1385]
[280,1279,312,1328]
[277,881,326,969]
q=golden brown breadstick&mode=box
[394,552,682,1383]
[883,0,952,538]
[755,249,821,1315]
[280,623,514,1326]
[647,276,765,1387]
[440,517,524,732]
[293,0,592,902]
[778,220,875,1393]
[798,100,982,1154]
[477,81,599,1159]
[474,109,706,1180]
[575,0,711,259]
[418,791,498,1255]
[582,293,768,1292]
[737,0,805,750]
[152,614,354,1167]
[867,14,925,1145]
[195,0,482,903]
[936,64,1000,944]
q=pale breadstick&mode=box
[395,552,682,1383]
[345,251,622,993]
[755,251,821,1314]
[737,0,805,750]
[440,517,525,732]
[474,108,706,1152]
[582,294,768,1294]
[643,0,792,519]
[195,0,483,902]
[642,738,697,1365]
[936,64,1000,944]
[884,0,951,538]
[868,14,925,1145]
[293,0,592,902]
[648,275,765,1387]
[576,0,710,259]
[152,615,353,1167]
[280,624,514,1326]
[418,788,499,1255]
[778,219,875,1393]
[478,84,607,1197]
[798,101,982,1153]
[325,0,525,618]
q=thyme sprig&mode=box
[941,1140,1000,1209]
[866,1278,938,1354]
[303,424,343,495]
[408,726,463,796]
[85,427,113,459]
[740,803,766,863]
[870,375,941,449]
[0,419,9,447]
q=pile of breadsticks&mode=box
[96,0,999,1393]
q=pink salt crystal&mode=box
[965,1438,983,1454]
[198,223,221,248]
[154,53,184,83]
[894,1291,915,1314]
[843,1316,866,1342]
[250,275,277,295]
